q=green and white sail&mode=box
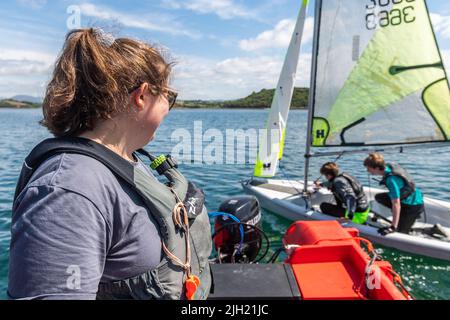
[254,0,309,178]
[310,0,450,147]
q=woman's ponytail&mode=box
[42,28,172,137]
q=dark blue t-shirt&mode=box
[8,153,162,299]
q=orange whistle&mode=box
[185,275,200,300]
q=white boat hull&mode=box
[242,178,450,261]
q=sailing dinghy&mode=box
[243,0,450,261]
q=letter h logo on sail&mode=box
[316,130,325,139]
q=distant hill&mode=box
[1,87,310,110]
[0,99,41,109]
[177,87,309,109]
[10,95,43,104]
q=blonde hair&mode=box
[42,28,173,137]
[363,153,386,170]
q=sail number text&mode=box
[366,0,416,30]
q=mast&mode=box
[303,0,322,192]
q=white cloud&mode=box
[0,78,47,98]
[0,49,55,76]
[162,0,253,20]
[0,49,55,97]
[0,50,312,101]
[239,17,313,51]
[430,13,450,39]
[172,53,311,100]
[79,3,202,39]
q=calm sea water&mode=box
[0,108,449,300]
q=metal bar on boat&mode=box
[308,142,450,158]
[303,0,322,192]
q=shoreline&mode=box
[1,87,310,111]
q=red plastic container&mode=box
[283,221,412,300]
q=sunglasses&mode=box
[166,89,178,110]
[128,83,178,110]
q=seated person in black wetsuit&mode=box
[316,162,370,225]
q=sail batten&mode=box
[310,0,450,148]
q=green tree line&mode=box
[1,87,309,109]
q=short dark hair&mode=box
[320,162,339,177]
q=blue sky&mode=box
[0,0,449,100]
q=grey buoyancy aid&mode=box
[13,137,212,300]
[380,163,416,200]
[331,173,369,211]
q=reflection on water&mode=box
[0,108,449,299]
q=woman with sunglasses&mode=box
[8,28,212,300]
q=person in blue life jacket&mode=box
[8,28,212,300]
[315,162,370,225]
[363,153,425,235]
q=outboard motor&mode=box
[212,196,262,263]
